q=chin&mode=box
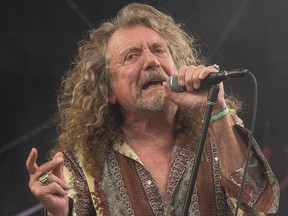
[136,94,167,111]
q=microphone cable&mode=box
[233,70,258,215]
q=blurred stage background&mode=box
[1,0,287,215]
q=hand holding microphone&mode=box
[163,65,249,113]
[168,68,249,93]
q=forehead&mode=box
[107,25,167,54]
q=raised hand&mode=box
[163,64,226,116]
[26,148,70,216]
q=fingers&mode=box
[164,64,226,114]
[30,163,70,194]
[34,157,64,181]
[52,152,65,178]
[29,158,70,199]
[177,65,219,91]
[32,183,68,198]
[46,182,69,196]
[177,65,188,87]
[27,149,70,215]
[26,148,39,175]
[38,172,70,192]
[27,149,65,184]
[26,148,64,178]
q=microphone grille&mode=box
[168,75,186,93]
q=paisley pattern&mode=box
[62,126,279,215]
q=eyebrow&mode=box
[150,41,168,48]
[120,41,168,56]
[120,46,142,56]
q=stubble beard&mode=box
[135,90,169,112]
[135,68,173,112]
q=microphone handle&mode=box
[168,69,248,93]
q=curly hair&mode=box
[53,3,241,179]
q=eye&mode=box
[124,51,140,63]
[126,53,137,60]
[153,46,167,56]
[155,48,164,54]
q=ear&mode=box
[108,90,117,104]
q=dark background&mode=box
[1,0,287,215]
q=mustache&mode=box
[137,69,169,89]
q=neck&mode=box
[121,107,177,151]
[120,107,178,198]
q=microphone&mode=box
[167,69,249,93]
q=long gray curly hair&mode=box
[52,3,241,179]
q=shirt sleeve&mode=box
[220,124,280,214]
[62,151,96,216]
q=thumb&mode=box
[163,81,186,105]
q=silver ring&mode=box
[213,64,220,70]
[39,173,50,185]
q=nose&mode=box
[142,50,161,71]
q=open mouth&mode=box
[141,80,163,90]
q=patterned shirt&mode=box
[63,124,279,215]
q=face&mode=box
[107,25,177,113]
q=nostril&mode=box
[143,55,161,71]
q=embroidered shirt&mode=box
[63,125,279,215]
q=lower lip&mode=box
[142,85,163,92]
